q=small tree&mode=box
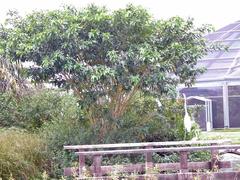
[0,5,215,121]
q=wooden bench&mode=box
[64,140,236,179]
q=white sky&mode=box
[0,0,240,29]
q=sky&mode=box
[0,0,240,30]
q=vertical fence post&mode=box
[145,146,153,174]
[180,151,188,173]
[78,149,85,178]
[93,155,102,177]
[211,148,219,171]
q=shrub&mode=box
[0,89,200,178]
[19,89,81,130]
[0,89,86,178]
[0,89,81,130]
[0,128,47,179]
[0,93,20,127]
[41,94,200,178]
[103,96,197,143]
[40,118,90,177]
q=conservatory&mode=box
[181,20,240,130]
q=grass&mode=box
[0,128,47,179]
[199,128,240,144]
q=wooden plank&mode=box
[211,148,219,171]
[100,164,144,174]
[222,149,240,155]
[64,161,231,176]
[180,151,188,173]
[145,145,153,174]
[93,155,102,177]
[70,171,240,180]
[64,139,231,150]
[100,161,230,174]
[75,144,240,156]
[78,149,85,178]
[64,167,78,176]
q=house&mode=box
[181,21,240,130]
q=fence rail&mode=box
[63,139,240,179]
[64,139,231,150]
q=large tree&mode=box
[0,5,215,120]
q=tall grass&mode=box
[0,128,47,179]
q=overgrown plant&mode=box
[40,94,200,177]
[0,90,83,129]
[0,129,47,179]
[0,56,27,95]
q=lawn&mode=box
[200,129,240,144]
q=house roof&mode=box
[196,21,240,86]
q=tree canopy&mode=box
[0,5,216,118]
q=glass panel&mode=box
[196,61,211,68]
[217,23,239,32]
[228,85,240,96]
[229,40,240,48]
[181,87,223,97]
[229,96,240,127]
[198,69,227,79]
[211,41,231,50]
[218,50,239,58]
[207,29,240,41]
[224,32,240,40]
[197,109,206,130]
[202,51,221,59]
[216,41,231,47]
[212,97,224,128]
[206,60,233,69]
[228,68,240,77]
[206,33,224,41]
[234,59,240,67]
[217,40,240,48]
[232,24,240,31]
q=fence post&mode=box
[93,155,102,177]
[211,148,219,171]
[78,149,85,178]
[180,151,188,173]
[145,146,153,174]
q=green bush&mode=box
[102,96,197,143]
[0,93,21,127]
[20,90,82,130]
[41,94,200,178]
[0,128,47,179]
[41,119,90,177]
[0,90,86,177]
[0,89,200,178]
[0,90,82,130]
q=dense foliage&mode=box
[40,92,200,177]
[0,90,82,129]
[0,5,216,121]
[0,89,198,177]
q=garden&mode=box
[0,4,223,179]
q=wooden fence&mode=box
[64,140,240,179]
